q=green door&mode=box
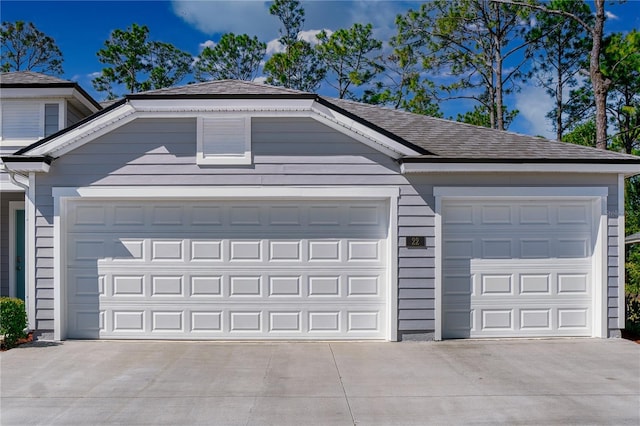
[16,209,25,301]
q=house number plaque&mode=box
[406,236,426,248]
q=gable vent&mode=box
[197,116,252,165]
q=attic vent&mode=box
[197,116,251,165]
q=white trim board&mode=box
[433,186,609,340]
[51,185,400,341]
[402,162,640,176]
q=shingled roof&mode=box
[0,71,102,110]
[10,79,640,165]
[324,98,640,162]
[0,71,73,86]
[132,79,312,97]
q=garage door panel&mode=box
[91,305,386,339]
[69,235,384,266]
[68,201,388,233]
[443,199,595,338]
[66,199,389,339]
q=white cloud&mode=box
[298,29,330,45]
[266,38,285,55]
[199,40,216,50]
[513,84,555,139]
[88,71,101,79]
[605,11,619,20]
[171,0,413,47]
[253,76,268,84]
[171,0,278,40]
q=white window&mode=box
[44,103,60,137]
[197,116,251,165]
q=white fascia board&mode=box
[53,185,400,200]
[26,103,136,156]
[129,98,316,113]
[0,87,76,99]
[401,162,640,176]
[312,101,421,158]
[3,161,50,173]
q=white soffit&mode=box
[21,98,422,159]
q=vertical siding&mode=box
[0,190,24,296]
[30,115,624,338]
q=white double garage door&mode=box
[65,199,390,339]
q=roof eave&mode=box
[1,155,52,173]
[400,159,640,176]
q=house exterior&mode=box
[0,72,101,302]
[2,75,640,341]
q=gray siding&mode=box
[31,116,624,337]
[66,102,84,127]
[0,190,24,297]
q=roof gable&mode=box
[6,79,640,171]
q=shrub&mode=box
[0,297,27,349]
[626,293,640,336]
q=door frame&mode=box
[434,186,609,340]
[8,200,25,299]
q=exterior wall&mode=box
[32,117,409,333]
[29,116,624,337]
[0,190,24,296]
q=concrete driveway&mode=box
[1,339,639,425]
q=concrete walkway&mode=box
[1,339,639,425]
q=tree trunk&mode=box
[556,47,563,141]
[591,0,610,150]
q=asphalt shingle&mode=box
[0,71,72,85]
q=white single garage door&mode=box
[442,199,596,338]
[65,199,389,339]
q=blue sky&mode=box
[2,0,639,138]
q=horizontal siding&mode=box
[31,115,624,337]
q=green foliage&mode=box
[394,0,535,130]
[361,40,441,117]
[626,293,640,334]
[270,0,304,47]
[455,91,519,129]
[316,23,382,100]
[195,33,265,82]
[601,30,640,154]
[264,41,326,92]
[0,297,27,349]
[93,23,191,99]
[528,0,592,141]
[0,21,64,74]
[264,0,325,91]
[563,120,597,147]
